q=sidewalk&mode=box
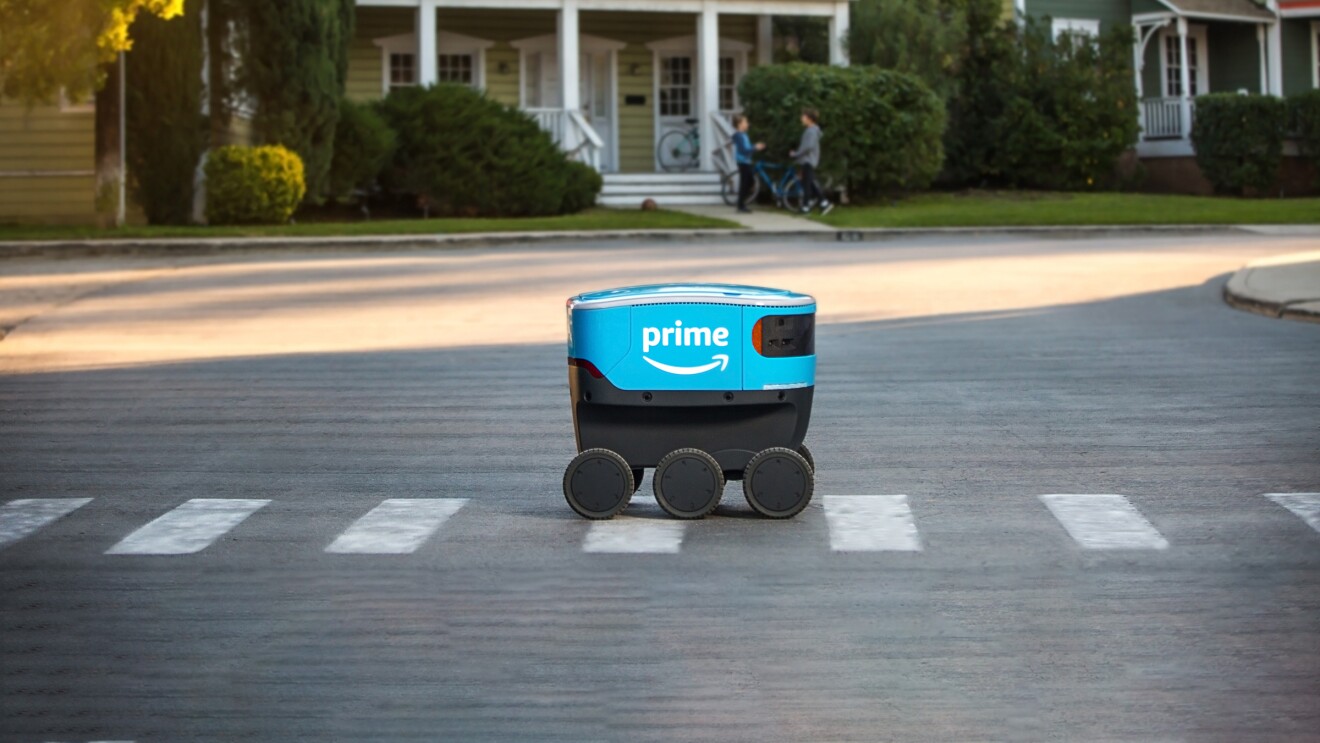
[1224,250,1320,323]
[671,204,836,232]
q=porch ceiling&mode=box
[1151,0,1275,22]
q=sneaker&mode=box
[799,203,813,214]
[818,201,834,216]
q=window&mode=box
[389,53,416,89]
[437,54,474,85]
[718,56,737,112]
[1051,18,1100,41]
[659,56,692,117]
[1164,34,1201,97]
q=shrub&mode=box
[1192,93,1286,196]
[327,98,396,201]
[378,85,570,217]
[205,145,306,224]
[560,160,603,214]
[1289,90,1320,188]
[738,63,946,197]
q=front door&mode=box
[522,49,616,172]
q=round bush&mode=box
[378,85,570,217]
[205,145,306,225]
[1192,93,1286,196]
[327,98,397,201]
[560,160,602,214]
[738,63,946,197]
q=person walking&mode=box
[732,115,765,214]
[789,108,832,215]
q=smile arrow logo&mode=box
[643,353,729,375]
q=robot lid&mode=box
[568,283,815,310]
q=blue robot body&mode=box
[562,284,818,520]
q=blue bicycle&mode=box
[721,160,805,211]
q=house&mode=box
[347,0,851,204]
[1012,0,1319,190]
[0,98,99,225]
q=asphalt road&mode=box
[2,231,1319,742]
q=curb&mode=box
[0,223,1263,260]
[1223,275,1320,324]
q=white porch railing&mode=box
[527,107,603,171]
[1140,97,1194,140]
[710,113,738,176]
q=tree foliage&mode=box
[0,0,182,104]
[848,0,970,102]
[124,0,205,224]
[231,0,354,202]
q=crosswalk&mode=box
[0,492,1317,557]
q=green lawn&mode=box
[817,191,1320,228]
[0,208,741,241]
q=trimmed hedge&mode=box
[738,63,946,197]
[1191,93,1287,196]
[379,85,580,217]
[1290,90,1320,188]
[327,98,396,201]
[560,160,603,213]
[205,145,306,225]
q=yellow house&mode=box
[0,98,98,225]
[350,0,852,204]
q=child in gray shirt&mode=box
[790,108,832,215]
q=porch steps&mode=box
[598,171,725,207]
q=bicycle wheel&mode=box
[658,130,698,172]
[721,171,761,207]
[781,176,805,212]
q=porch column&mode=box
[756,15,773,66]
[696,5,719,171]
[829,1,850,66]
[418,0,438,86]
[1132,25,1145,137]
[1177,17,1192,139]
[558,0,581,153]
[1267,19,1283,95]
[1258,24,1268,94]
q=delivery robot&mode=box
[563,283,816,520]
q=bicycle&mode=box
[657,118,701,172]
[721,160,805,211]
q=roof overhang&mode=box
[1142,0,1277,22]
[1279,0,1320,17]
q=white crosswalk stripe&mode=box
[1040,494,1169,550]
[0,498,93,548]
[582,495,686,553]
[106,499,270,555]
[823,495,922,552]
[326,498,467,554]
[1264,493,1320,534]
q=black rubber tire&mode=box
[721,171,760,207]
[743,447,814,519]
[653,448,725,520]
[563,448,635,520]
[797,443,815,473]
[782,177,805,212]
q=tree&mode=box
[0,0,183,104]
[234,0,355,202]
[848,0,970,102]
[124,0,204,224]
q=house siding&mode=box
[1207,22,1263,93]
[1281,18,1316,94]
[0,100,97,225]
[1026,0,1132,31]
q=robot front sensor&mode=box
[563,283,816,520]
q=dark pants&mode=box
[737,162,754,209]
[799,163,824,206]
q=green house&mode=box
[1013,1,1318,171]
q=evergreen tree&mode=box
[236,0,354,202]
